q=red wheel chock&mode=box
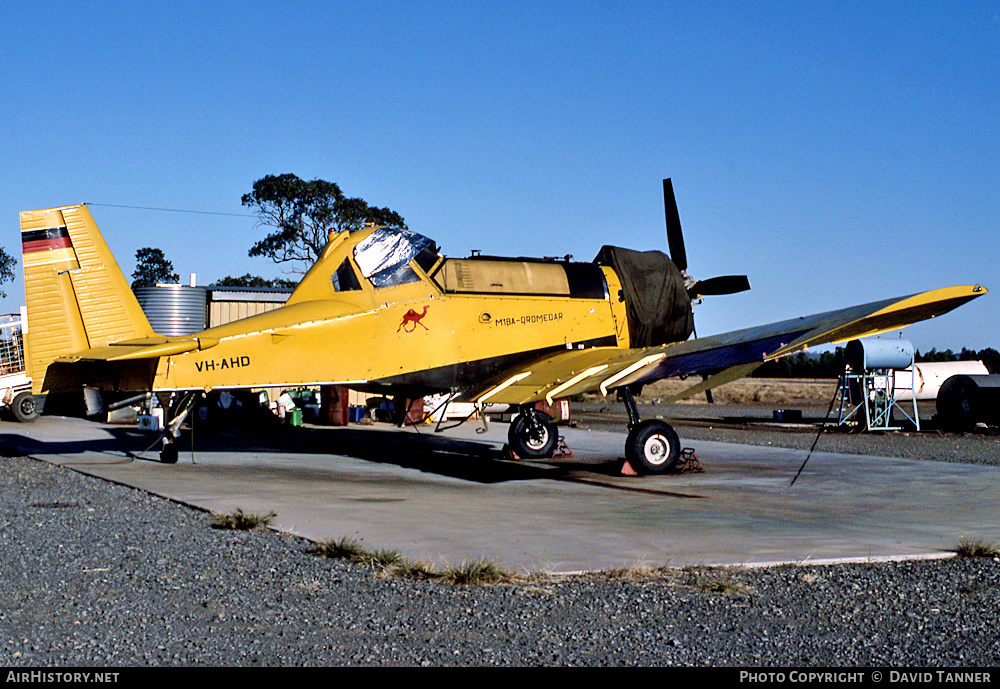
[619,459,639,476]
[552,437,573,458]
[619,448,702,476]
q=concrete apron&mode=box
[4,416,998,573]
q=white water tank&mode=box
[894,361,990,401]
[845,338,914,371]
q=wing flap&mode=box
[470,348,629,405]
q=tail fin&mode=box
[20,204,155,393]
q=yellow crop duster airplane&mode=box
[19,181,986,471]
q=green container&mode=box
[288,409,302,427]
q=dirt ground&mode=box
[639,377,839,405]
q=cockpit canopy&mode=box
[353,227,438,288]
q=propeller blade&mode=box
[663,178,687,272]
[688,275,751,299]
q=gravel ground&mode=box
[3,437,1000,667]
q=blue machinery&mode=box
[836,338,919,432]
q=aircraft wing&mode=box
[463,285,987,406]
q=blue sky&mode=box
[2,1,997,352]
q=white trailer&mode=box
[0,313,38,422]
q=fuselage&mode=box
[149,226,632,395]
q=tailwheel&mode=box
[160,439,178,464]
[156,391,198,464]
[508,409,558,459]
[625,419,681,474]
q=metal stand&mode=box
[836,365,919,432]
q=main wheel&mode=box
[11,391,41,423]
[625,419,681,474]
[508,410,558,459]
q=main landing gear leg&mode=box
[618,384,681,475]
[508,406,559,459]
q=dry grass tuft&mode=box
[438,559,514,586]
[955,536,1000,558]
[210,508,276,531]
[308,536,368,561]
[309,536,513,585]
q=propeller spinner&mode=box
[662,178,751,299]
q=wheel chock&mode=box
[503,439,572,461]
[502,444,522,461]
[618,449,702,476]
[552,437,574,458]
[679,448,704,474]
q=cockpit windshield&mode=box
[353,227,437,288]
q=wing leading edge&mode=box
[463,285,987,406]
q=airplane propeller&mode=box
[662,178,688,273]
[662,178,751,300]
[687,274,752,299]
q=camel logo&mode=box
[397,305,430,332]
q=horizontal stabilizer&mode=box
[57,337,219,363]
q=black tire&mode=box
[625,419,681,474]
[160,441,179,464]
[508,410,558,459]
[937,375,977,432]
[11,391,41,423]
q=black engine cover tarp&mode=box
[594,246,694,347]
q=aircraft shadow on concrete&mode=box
[0,418,626,485]
[182,421,627,484]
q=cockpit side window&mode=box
[413,244,441,274]
[331,258,362,292]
